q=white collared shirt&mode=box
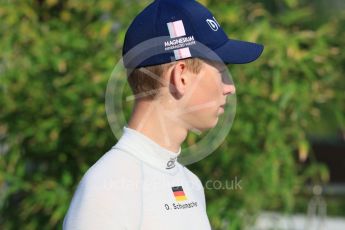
[63,126,212,230]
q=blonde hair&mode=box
[127,58,203,100]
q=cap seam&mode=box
[163,0,198,39]
[207,37,229,52]
[153,0,161,41]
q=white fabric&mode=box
[63,126,212,230]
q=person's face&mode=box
[180,60,235,132]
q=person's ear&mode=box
[169,61,188,98]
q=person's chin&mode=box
[188,113,219,132]
[202,117,220,131]
[189,123,212,133]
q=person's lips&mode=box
[219,104,225,113]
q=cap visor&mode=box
[213,39,264,64]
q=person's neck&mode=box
[127,99,187,154]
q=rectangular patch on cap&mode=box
[173,47,191,60]
[167,20,186,38]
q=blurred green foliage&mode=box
[0,0,344,229]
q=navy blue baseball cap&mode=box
[122,0,264,68]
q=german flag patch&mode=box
[172,186,187,202]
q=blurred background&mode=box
[0,0,344,229]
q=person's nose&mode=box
[220,70,235,95]
[223,83,236,95]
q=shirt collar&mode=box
[112,126,181,175]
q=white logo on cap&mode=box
[206,17,220,31]
[166,20,194,60]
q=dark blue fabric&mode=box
[122,0,264,68]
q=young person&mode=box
[63,0,264,229]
